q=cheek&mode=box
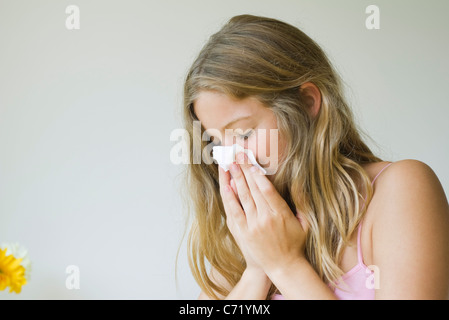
[276,131,287,164]
[248,129,279,167]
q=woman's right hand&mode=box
[218,166,261,271]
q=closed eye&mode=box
[238,129,254,141]
[210,129,254,147]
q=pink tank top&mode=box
[272,162,393,300]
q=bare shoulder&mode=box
[378,159,442,183]
[369,159,449,226]
[373,159,440,184]
[372,159,447,206]
[368,159,449,298]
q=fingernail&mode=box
[250,166,258,173]
[230,162,239,172]
[237,152,246,163]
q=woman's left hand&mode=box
[221,152,308,275]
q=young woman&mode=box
[181,14,449,299]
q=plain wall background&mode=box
[0,0,448,299]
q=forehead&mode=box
[193,91,264,130]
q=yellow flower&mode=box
[0,243,30,294]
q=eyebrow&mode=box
[220,116,252,132]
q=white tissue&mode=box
[212,144,267,175]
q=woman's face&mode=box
[193,90,286,179]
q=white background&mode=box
[0,0,448,299]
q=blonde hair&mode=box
[181,14,382,299]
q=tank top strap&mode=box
[357,162,394,265]
[356,220,364,265]
[371,162,393,185]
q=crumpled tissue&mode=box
[212,144,267,175]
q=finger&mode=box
[230,178,240,204]
[230,178,243,208]
[221,182,247,231]
[218,166,247,228]
[229,160,257,221]
[218,166,231,197]
[236,152,269,214]
[250,167,291,215]
[218,166,236,217]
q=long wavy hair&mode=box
[181,14,382,299]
